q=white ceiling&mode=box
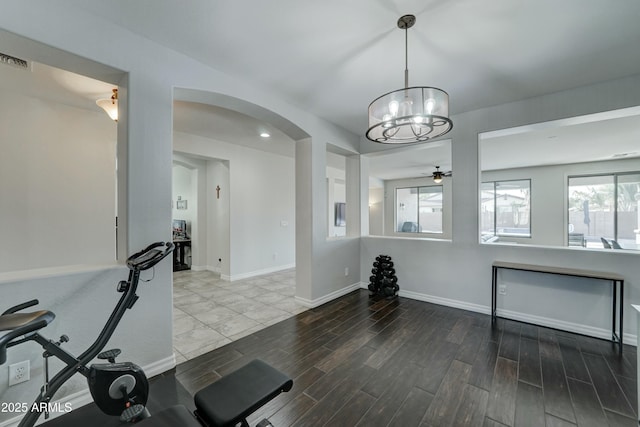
[3,1,640,180]
[173,101,295,158]
[0,60,114,113]
[366,140,451,181]
[60,0,640,136]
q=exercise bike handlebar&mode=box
[126,242,174,272]
[2,299,39,315]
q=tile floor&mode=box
[172,268,307,363]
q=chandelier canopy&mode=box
[366,15,453,144]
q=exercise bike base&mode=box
[88,362,149,416]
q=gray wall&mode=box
[174,131,296,279]
[0,4,361,424]
[361,74,640,343]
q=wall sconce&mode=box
[96,88,118,121]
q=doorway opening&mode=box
[171,97,306,362]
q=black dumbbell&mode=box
[382,268,396,277]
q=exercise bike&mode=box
[0,241,175,427]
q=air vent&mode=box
[0,52,30,70]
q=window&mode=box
[326,150,347,237]
[568,173,640,250]
[481,179,531,237]
[396,185,443,233]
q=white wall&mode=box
[0,3,360,422]
[0,91,116,273]
[207,159,230,276]
[172,164,196,238]
[361,73,640,344]
[368,186,384,235]
[174,131,296,280]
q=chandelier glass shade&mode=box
[367,86,451,143]
[366,15,452,144]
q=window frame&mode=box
[395,184,444,235]
[567,171,640,248]
[481,179,532,238]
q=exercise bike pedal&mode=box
[97,348,121,363]
[256,419,274,427]
[119,404,149,423]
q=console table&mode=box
[491,261,625,349]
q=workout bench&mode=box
[138,359,293,427]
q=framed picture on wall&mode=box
[177,200,188,210]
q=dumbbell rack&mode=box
[368,254,399,299]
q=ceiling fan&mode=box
[430,166,452,183]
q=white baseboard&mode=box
[495,308,637,346]
[143,354,176,377]
[227,263,295,282]
[398,288,491,316]
[361,284,638,346]
[296,282,362,308]
[0,355,176,427]
[196,264,295,282]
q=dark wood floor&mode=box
[44,289,637,426]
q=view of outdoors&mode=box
[481,180,531,239]
[568,173,640,249]
[396,186,443,233]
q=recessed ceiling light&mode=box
[260,132,270,138]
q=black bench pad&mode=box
[136,405,201,427]
[194,359,293,427]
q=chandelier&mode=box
[366,15,453,144]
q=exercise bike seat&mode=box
[0,310,55,364]
[0,310,55,332]
[194,359,293,427]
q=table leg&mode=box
[492,266,497,320]
[612,279,617,342]
[620,280,624,352]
